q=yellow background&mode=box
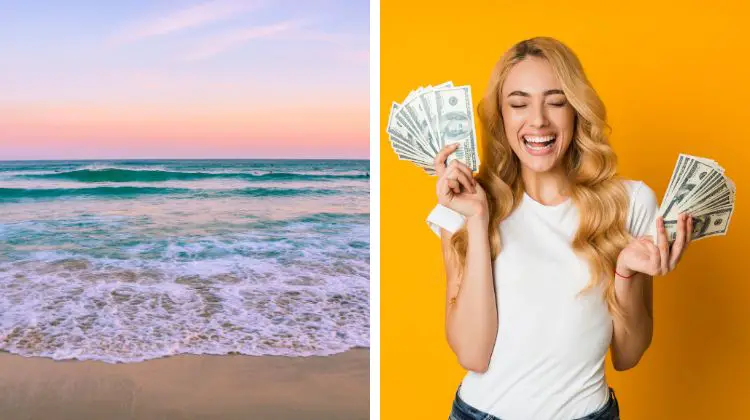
[380,1,749,418]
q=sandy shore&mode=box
[0,348,369,420]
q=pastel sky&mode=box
[0,0,369,160]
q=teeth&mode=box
[523,135,555,143]
[526,142,553,150]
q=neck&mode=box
[521,164,570,206]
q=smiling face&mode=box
[500,56,576,174]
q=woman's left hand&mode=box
[616,213,693,278]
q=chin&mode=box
[520,157,559,174]
[517,147,564,174]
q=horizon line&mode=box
[0,157,370,162]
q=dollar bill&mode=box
[434,85,479,171]
[402,94,439,156]
[660,158,715,219]
[658,154,736,243]
[664,207,733,242]
[659,155,684,200]
[386,81,480,176]
[387,102,434,159]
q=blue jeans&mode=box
[449,387,620,420]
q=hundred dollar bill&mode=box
[402,94,440,156]
[660,157,715,219]
[387,102,434,159]
[420,81,453,151]
[387,81,481,176]
[433,85,480,172]
[660,155,686,200]
[664,206,733,242]
[656,153,735,244]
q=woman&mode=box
[427,37,693,420]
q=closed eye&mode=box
[510,102,567,109]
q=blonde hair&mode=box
[451,37,632,321]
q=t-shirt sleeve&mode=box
[626,180,660,239]
[426,204,466,237]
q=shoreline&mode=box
[0,348,369,420]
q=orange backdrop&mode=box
[380,1,750,418]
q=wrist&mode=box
[615,259,635,279]
[466,213,489,230]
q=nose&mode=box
[529,103,549,128]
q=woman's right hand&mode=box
[434,143,488,220]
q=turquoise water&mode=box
[0,160,370,363]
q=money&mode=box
[658,154,736,243]
[386,81,480,175]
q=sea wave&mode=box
[0,186,348,201]
[0,159,370,363]
[0,212,369,363]
[15,168,369,183]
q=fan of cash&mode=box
[386,81,481,176]
[658,153,735,242]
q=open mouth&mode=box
[523,135,556,153]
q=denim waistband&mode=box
[449,387,619,420]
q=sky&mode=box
[0,0,369,160]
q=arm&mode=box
[431,145,498,373]
[610,269,654,371]
[440,212,497,373]
[610,212,692,371]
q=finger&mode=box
[437,177,452,197]
[447,178,460,194]
[645,240,661,276]
[447,163,474,192]
[656,216,670,274]
[449,158,474,176]
[443,166,459,191]
[453,170,475,194]
[686,215,693,245]
[453,161,476,187]
[669,213,686,270]
[433,143,459,177]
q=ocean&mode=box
[0,159,370,363]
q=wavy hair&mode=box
[450,37,632,321]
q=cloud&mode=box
[108,1,364,62]
[182,23,368,61]
[181,19,307,60]
[112,0,263,44]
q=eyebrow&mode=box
[506,89,565,98]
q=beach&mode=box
[0,348,369,419]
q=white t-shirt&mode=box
[427,180,659,420]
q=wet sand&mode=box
[0,348,369,420]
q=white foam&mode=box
[0,261,369,363]
[0,206,369,363]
